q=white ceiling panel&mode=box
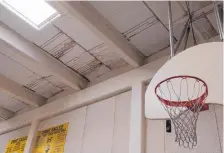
[25,75,49,91]
[179,1,212,12]
[91,1,185,56]
[9,52,52,78]
[106,58,128,69]
[34,82,62,98]
[46,75,73,91]
[59,44,99,73]
[0,41,15,57]
[122,17,158,41]
[206,12,219,34]
[91,1,154,32]
[41,33,69,52]
[86,65,110,81]
[44,40,102,77]
[129,23,170,56]
[0,1,134,93]
[24,74,64,98]
[66,52,101,76]
[0,53,33,85]
[41,32,76,59]
[52,14,103,50]
[170,19,188,40]
[0,43,69,98]
[39,30,125,79]
[0,5,59,46]
[194,16,218,40]
[77,60,102,77]
[0,7,73,98]
[145,1,186,25]
[59,44,85,64]
[0,90,27,112]
[66,51,94,69]
[89,43,128,68]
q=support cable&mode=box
[183,26,190,50]
[174,19,190,55]
[186,1,197,45]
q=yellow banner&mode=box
[33,122,69,153]
[4,136,28,153]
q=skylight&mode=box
[0,0,59,29]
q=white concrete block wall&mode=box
[0,89,222,153]
[0,126,30,153]
[146,120,165,153]
[40,91,131,153]
[112,91,131,153]
[146,104,223,153]
[214,105,223,153]
[81,97,115,153]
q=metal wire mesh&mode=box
[155,76,208,149]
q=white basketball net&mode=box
[155,76,208,149]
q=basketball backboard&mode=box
[145,42,223,119]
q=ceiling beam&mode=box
[0,22,88,90]
[0,74,46,107]
[48,1,144,68]
[0,107,14,120]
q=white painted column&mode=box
[129,82,146,153]
[24,120,40,153]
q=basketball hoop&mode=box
[155,75,208,149]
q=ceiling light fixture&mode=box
[0,0,60,30]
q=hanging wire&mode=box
[183,26,190,50]
[185,1,197,45]
[174,18,190,55]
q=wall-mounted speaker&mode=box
[166,120,171,133]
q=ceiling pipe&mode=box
[213,2,223,40]
[168,1,174,58]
